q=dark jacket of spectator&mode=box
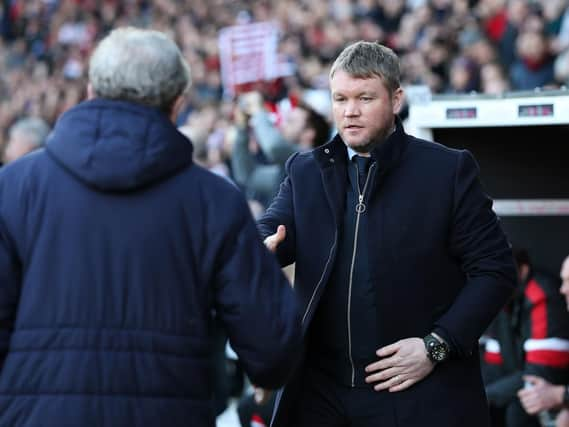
[0,98,301,427]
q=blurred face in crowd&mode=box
[507,0,529,25]
[517,31,548,62]
[2,130,38,164]
[331,70,403,154]
[481,63,509,94]
[280,107,312,149]
[560,256,569,311]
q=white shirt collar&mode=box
[346,146,361,162]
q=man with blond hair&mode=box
[260,40,516,427]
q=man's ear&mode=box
[169,95,186,123]
[87,83,96,100]
[392,87,404,115]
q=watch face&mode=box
[432,344,447,362]
[425,335,449,363]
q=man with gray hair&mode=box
[260,40,517,427]
[2,116,50,164]
[0,27,301,427]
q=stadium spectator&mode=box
[2,116,50,164]
[482,249,569,427]
[516,254,569,427]
[230,92,331,206]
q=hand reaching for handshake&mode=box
[263,225,286,253]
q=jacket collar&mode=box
[312,116,408,225]
[314,115,408,176]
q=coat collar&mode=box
[313,115,408,174]
[312,116,409,225]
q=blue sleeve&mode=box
[213,195,302,389]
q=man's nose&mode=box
[344,100,360,116]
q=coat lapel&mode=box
[370,116,409,186]
[313,136,347,227]
[312,116,409,225]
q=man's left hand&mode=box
[365,337,434,392]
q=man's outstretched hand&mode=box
[264,225,286,253]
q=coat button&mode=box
[324,148,330,154]
[329,158,335,163]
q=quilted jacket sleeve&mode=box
[213,194,302,389]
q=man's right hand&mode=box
[263,225,286,253]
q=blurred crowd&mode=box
[2,0,569,193]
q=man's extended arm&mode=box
[213,193,301,389]
[250,111,298,164]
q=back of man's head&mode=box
[3,117,50,164]
[88,27,191,113]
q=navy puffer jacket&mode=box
[0,99,301,427]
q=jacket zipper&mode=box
[301,231,338,325]
[347,162,375,387]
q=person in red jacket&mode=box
[482,249,569,427]
[517,254,569,427]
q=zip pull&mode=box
[356,194,366,213]
[355,162,375,214]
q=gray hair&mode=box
[89,27,191,112]
[9,117,50,148]
[330,41,401,94]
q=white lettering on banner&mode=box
[219,22,293,97]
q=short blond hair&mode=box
[330,41,401,94]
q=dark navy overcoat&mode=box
[258,119,517,427]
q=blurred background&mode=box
[3,0,569,172]
[2,1,569,426]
